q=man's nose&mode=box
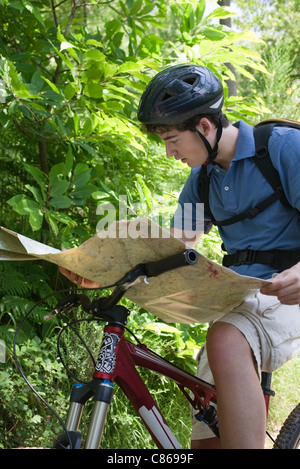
[165,142,176,158]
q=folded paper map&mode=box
[0,219,268,324]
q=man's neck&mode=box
[214,124,239,171]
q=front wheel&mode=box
[274,403,300,449]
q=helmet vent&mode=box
[161,88,178,101]
[182,75,197,85]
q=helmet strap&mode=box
[195,118,223,164]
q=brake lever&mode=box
[115,263,146,289]
[44,294,92,321]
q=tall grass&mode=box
[266,355,300,447]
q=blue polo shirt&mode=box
[172,120,300,279]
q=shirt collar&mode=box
[232,120,256,161]
[206,120,255,175]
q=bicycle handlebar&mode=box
[115,248,198,288]
[143,249,198,278]
[94,249,199,314]
[51,249,198,318]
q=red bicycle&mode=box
[14,249,300,449]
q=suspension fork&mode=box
[60,302,214,449]
[84,323,125,449]
[63,378,115,449]
[62,303,148,449]
[92,323,182,449]
[60,317,125,449]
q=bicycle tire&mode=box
[273,403,300,449]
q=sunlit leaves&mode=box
[0,0,269,237]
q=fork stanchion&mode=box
[85,380,115,449]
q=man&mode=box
[60,63,300,449]
[136,64,300,449]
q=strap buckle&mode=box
[255,145,268,159]
[235,249,257,265]
[246,207,260,219]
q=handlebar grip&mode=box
[144,249,198,278]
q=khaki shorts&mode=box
[191,291,300,441]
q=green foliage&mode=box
[234,0,300,122]
[0,0,267,236]
[0,335,69,449]
[0,261,58,342]
[0,0,280,449]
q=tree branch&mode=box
[65,0,81,36]
[51,0,59,27]
[38,138,49,174]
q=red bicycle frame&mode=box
[58,311,218,449]
[56,306,274,449]
[94,324,217,449]
[52,248,275,449]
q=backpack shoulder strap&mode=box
[197,120,299,227]
[253,123,292,208]
[198,165,208,205]
[198,164,216,223]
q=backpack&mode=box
[197,118,300,271]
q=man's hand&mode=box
[260,262,300,305]
[59,266,102,289]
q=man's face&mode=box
[159,128,208,168]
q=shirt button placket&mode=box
[222,182,237,210]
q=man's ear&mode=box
[195,118,213,137]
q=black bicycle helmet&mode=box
[138,64,223,125]
[138,64,224,162]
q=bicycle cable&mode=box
[13,282,116,448]
[56,314,151,383]
[57,317,101,384]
